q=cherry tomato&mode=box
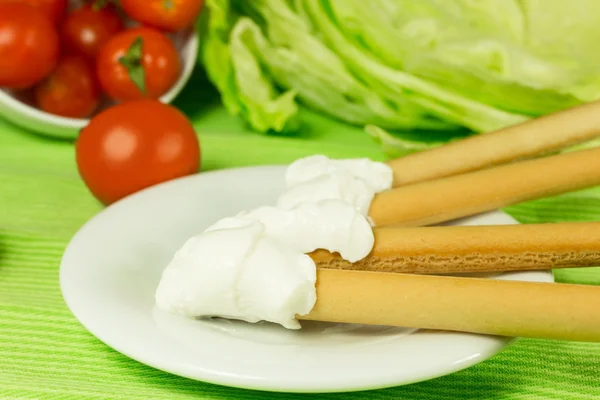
[120,0,204,32]
[34,55,101,118]
[0,0,67,24]
[61,3,124,60]
[96,27,181,101]
[76,100,200,205]
[0,3,60,89]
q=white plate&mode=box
[60,165,553,393]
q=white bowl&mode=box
[0,25,198,140]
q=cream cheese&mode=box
[155,218,316,329]
[278,155,393,216]
[155,155,393,329]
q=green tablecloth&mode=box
[2,70,600,399]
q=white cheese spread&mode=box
[155,155,393,329]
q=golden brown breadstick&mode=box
[387,100,600,187]
[301,269,600,342]
[310,222,600,274]
[369,146,600,227]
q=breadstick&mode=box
[310,222,600,274]
[369,146,600,227]
[387,100,600,187]
[300,269,600,342]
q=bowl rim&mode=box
[0,32,199,129]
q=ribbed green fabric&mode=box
[2,77,600,399]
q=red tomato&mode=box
[120,0,204,32]
[96,27,181,101]
[61,3,124,60]
[0,0,67,24]
[34,55,101,118]
[0,3,60,89]
[76,100,200,205]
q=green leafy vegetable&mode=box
[199,0,600,150]
[201,0,299,133]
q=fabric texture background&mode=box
[1,73,600,399]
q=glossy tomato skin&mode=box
[96,27,181,101]
[120,0,204,32]
[0,3,60,89]
[61,3,124,59]
[0,0,67,24]
[76,100,200,205]
[34,55,101,118]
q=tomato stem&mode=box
[163,0,174,10]
[92,0,111,11]
[118,37,146,95]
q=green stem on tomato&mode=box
[92,0,112,11]
[118,36,146,95]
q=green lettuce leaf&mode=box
[200,0,299,133]
[324,0,582,116]
[234,0,456,131]
[301,0,529,132]
[198,0,240,115]
[200,0,600,144]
